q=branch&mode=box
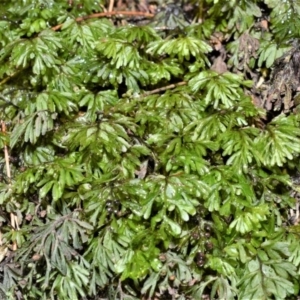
[0,69,23,87]
[108,0,114,13]
[139,81,187,98]
[1,121,11,182]
[51,11,155,31]
[0,121,18,247]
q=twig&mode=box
[118,279,124,300]
[0,69,22,87]
[1,121,11,182]
[51,11,154,31]
[108,0,114,12]
[139,81,187,98]
[0,121,18,248]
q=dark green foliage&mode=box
[1,0,300,299]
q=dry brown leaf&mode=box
[210,32,224,51]
[32,253,42,261]
[0,245,7,263]
[211,56,227,74]
[135,159,149,179]
[40,210,47,218]
[260,19,269,31]
[25,214,32,221]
